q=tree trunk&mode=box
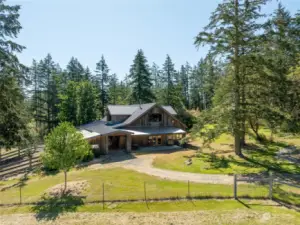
[29,156,32,170]
[240,120,246,147]
[64,170,67,194]
[234,0,242,156]
[249,117,262,141]
[101,78,104,117]
[240,47,246,147]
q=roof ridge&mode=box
[108,103,156,107]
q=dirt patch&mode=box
[45,180,89,197]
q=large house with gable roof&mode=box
[78,103,186,154]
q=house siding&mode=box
[111,115,129,123]
[126,106,184,129]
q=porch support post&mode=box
[104,135,109,154]
[126,134,132,153]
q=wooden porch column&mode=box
[126,134,132,152]
[104,135,109,154]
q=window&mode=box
[149,113,162,122]
[167,134,173,140]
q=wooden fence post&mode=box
[102,183,104,210]
[19,185,22,205]
[144,181,149,209]
[188,180,190,198]
[269,172,273,200]
[234,174,237,200]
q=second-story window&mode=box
[149,113,162,122]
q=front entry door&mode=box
[149,135,162,146]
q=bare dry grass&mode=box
[45,180,89,197]
[1,209,299,225]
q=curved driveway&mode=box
[90,152,234,185]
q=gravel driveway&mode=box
[88,151,233,185]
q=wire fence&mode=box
[1,177,285,207]
[0,172,299,208]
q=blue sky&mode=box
[12,0,300,79]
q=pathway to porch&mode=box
[88,146,233,185]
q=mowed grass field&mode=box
[0,168,269,205]
[1,200,300,225]
[153,131,300,175]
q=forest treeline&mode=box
[28,50,218,134]
[1,0,300,157]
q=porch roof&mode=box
[119,127,186,136]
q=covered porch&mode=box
[85,130,133,155]
[137,145,183,152]
[120,127,186,148]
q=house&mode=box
[78,103,186,154]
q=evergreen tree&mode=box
[161,55,176,105]
[128,49,155,104]
[76,81,99,125]
[58,81,78,125]
[95,55,110,117]
[58,81,99,126]
[179,62,191,109]
[108,73,118,105]
[190,59,207,110]
[262,4,300,132]
[84,67,92,81]
[32,54,60,133]
[150,62,161,88]
[195,0,269,156]
[0,0,28,149]
[66,57,85,82]
[119,77,132,105]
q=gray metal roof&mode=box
[107,105,139,115]
[162,106,177,115]
[120,127,186,136]
[79,103,182,138]
[112,103,156,128]
[107,103,177,116]
[78,120,131,136]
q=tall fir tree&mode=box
[36,54,60,133]
[108,73,118,105]
[179,62,191,109]
[66,57,85,82]
[95,55,110,117]
[129,49,155,104]
[261,4,300,132]
[161,55,176,105]
[58,81,99,126]
[195,0,269,156]
[0,0,28,149]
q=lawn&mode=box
[153,132,300,175]
[0,167,269,205]
[1,200,300,225]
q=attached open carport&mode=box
[80,129,133,154]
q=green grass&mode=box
[0,168,269,205]
[153,150,265,175]
[0,200,299,225]
[153,132,300,175]
[0,199,296,214]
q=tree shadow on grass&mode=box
[272,185,300,207]
[241,141,300,177]
[0,172,29,192]
[32,192,85,221]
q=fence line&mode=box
[0,173,299,208]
